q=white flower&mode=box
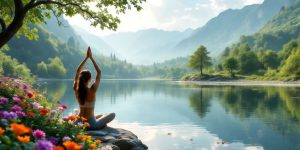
[101,145,113,150]
[73,109,79,115]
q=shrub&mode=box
[0,77,101,149]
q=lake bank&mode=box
[179,80,300,87]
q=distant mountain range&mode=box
[101,28,193,64]
[172,0,297,57]
[72,26,114,56]
[69,0,296,65]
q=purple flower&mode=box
[79,143,85,147]
[62,136,71,141]
[16,111,26,117]
[47,137,59,145]
[0,97,8,104]
[33,129,46,139]
[62,117,68,121]
[50,110,57,115]
[12,97,21,103]
[47,117,52,122]
[36,140,53,150]
[0,111,18,119]
[10,105,22,112]
[23,84,28,90]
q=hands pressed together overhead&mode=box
[87,47,92,58]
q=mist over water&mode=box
[38,80,300,149]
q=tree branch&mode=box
[49,8,63,26]
[24,0,36,9]
[0,18,7,34]
[14,0,24,11]
[26,1,103,23]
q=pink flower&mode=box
[32,129,46,139]
[10,105,22,112]
[12,97,21,103]
[32,102,41,108]
[16,111,26,117]
[58,104,68,111]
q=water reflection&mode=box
[38,80,300,150]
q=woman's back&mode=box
[77,88,96,119]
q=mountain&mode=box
[43,16,87,49]
[238,2,300,51]
[72,26,115,56]
[101,28,193,65]
[219,1,300,78]
[173,0,297,57]
[5,17,141,78]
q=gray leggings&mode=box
[86,113,115,130]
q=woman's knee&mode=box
[108,112,115,120]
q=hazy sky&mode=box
[66,0,263,36]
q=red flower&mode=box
[27,91,33,98]
[20,102,29,109]
[39,109,49,115]
[18,95,25,100]
[28,111,35,117]
[61,104,67,109]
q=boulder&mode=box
[86,127,148,150]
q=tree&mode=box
[239,51,261,74]
[0,0,145,48]
[261,50,280,69]
[280,48,300,77]
[47,57,67,78]
[189,45,212,75]
[37,61,48,77]
[223,57,238,77]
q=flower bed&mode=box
[0,77,101,150]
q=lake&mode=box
[37,80,300,150]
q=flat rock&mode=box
[87,127,148,150]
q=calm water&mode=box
[37,80,300,150]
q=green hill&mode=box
[4,17,141,79]
[173,0,297,57]
[220,2,300,80]
[238,3,300,51]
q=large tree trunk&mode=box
[0,13,25,48]
[0,0,26,48]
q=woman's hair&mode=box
[77,70,91,105]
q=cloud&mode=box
[65,0,264,36]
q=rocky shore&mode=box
[86,127,148,150]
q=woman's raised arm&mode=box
[90,51,101,91]
[73,48,90,90]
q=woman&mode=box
[73,47,115,130]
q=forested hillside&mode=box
[174,0,297,57]
[219,2,300,80]
[2,17,141,79]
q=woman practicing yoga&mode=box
[73,47,115,130]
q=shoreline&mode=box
[37,78,300,86]
[37,78,171,81]
[179,80,300,87]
